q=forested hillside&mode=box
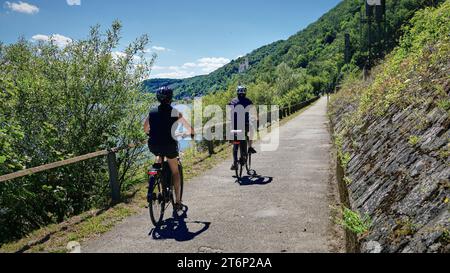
[145,0,445,103]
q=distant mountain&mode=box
[143,40,284,98]
[144,0,444,99]
[143,78,183,93]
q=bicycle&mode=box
[231,130,256,179]
[147,134,189,227]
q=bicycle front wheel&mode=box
[239,141,248,178]
[149,176,165,227]
[233,144,240,178]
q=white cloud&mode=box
[31,34,48,41]
[197,57,230,73]
[151,65,166,71]
[66,0,81,6]
[5,1,39,14]
[143,46,171,55]
[32,34,72,48]
[182,62,197,68]
[150,56,230,79]
[152,46,169,52]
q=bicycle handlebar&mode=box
[175,132,195,139]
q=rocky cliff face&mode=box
[329,2,449,253]
[331,88,449,253]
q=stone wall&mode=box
[330,82,450,253]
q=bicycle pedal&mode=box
[157,194,164,203]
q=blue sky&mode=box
[0,0,342,79]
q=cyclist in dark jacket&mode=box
[144,87,194,212]
[229,85,257,171]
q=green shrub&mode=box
[343,176,353,186]
[409,136,421,146]
[0,21,154,244]
[437,99,450,112]
[340,152,352,169]
[339,207,371,235]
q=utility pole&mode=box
[361,0,386,73]
[344,33,351,64]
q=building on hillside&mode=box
[239,57,249,73]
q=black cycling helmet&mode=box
[156,86,173,104]
[237,85,247,97]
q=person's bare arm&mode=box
[144,117,150,135]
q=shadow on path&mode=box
[238,175,273,186]
[149,206,210,242]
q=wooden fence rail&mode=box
[0,141,147,204]
[0,96,321,203]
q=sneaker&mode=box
[173,203,185,218]
[248,147,257,154]
[230,164,237,171]
[174,203,183,211]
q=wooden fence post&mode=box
[207,140,215,156]
[107,151,121,205]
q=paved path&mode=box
[83,97,343,253]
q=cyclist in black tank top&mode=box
[144,87,194,212]
[228,86,257,170]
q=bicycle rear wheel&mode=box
[239,160,244,178]
[246,152,252,174]
[149,175,165,227]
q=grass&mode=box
[408,135,421,146]
[332,131,353,171]
[0,97,321,253]
[343,176,353,186]
[441,229,450,244]
[337,207,371,236]
[340,152,352,169]
[329,2,450,140]
[437,99,450,115]
[391,218,418,241]
[0,204,135,253]
[438,147,449,160]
